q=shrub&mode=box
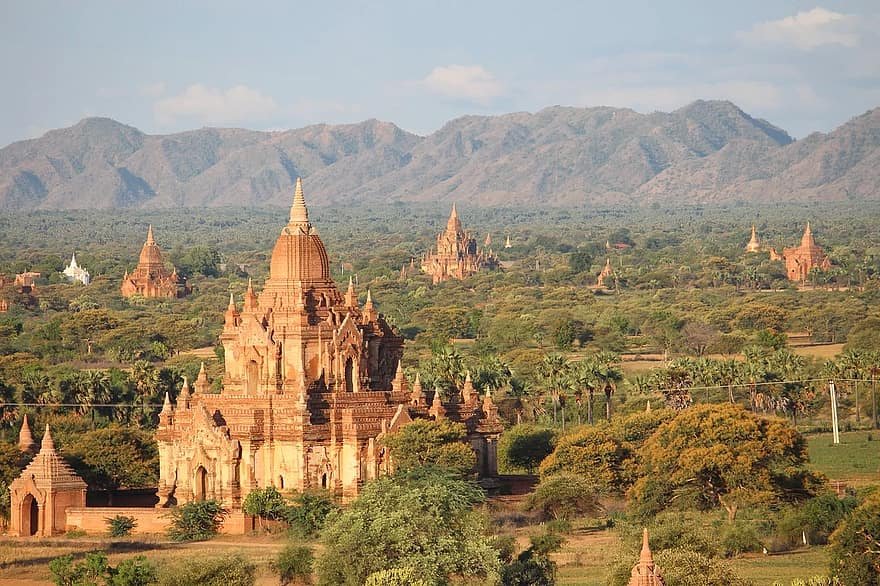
[829,491,880,585]
[167,500,227,542]
[109,556,158,586]
[525,473,603,521]
[498,425,556,474]
[106,515,137,538]
[775,492,857,547]
[274,545,313,586]
[242,486,287,530]
[284,490,337,537]
[653,547,748,586]
[364,568,431,586]
[49,552,110,586]
[157,554,255,586]
[719,522,763,557]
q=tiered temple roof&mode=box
[121,226,189,298]
[421,204,499,284]
[783,222,831,282]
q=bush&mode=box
[775,493,857,547]
[364,568,431,586]
[284,491,337,537]
[157,554,255,586]
[109,557,158,586]
[497,425,556,474]
[167,500,227,542]
[829,491,880,585]
[274,545,313,586]
[242,486,287,529]
[525,473,603,521]
[106,515,137,538]
[719,522,763,557]
[653,547,748,586]
[49,552,110,586]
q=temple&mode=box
[14,272,40,294]
[121,226,189,298]
[628,528,666,586]
[783,223,831,283]
[9,425,87,537]
[62,252,91,285]
[745,225,761,253]
[597,258,614,288]
[155,179,502,507]
[421,204,499,284]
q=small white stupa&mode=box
[62,252,91,285]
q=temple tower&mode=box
[628,528,666,586]
[121,226,189,298]
[782,222,831,282]
[9,425,87,537]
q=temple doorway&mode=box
[246,360,259,395]
[21,494,38,536]
[195,466,207,501]
[344,358,354,392]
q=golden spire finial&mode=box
[289,177,310,229]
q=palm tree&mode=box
[593,353,623,421]
[537,354,570,425]
[571,358,599,425]
[840,350,865,424]
[75,370,112,421]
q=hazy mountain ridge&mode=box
[1,100,877,210]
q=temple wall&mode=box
[65,507,254,535]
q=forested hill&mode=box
[1,100,878,210]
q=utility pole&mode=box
[829,380,840,445]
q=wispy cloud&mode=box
[154,84,278,126]
[738,7,860,50]
[420,65,504,105]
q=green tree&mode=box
[497,425,556,474]
[381,419,476,475]
[629,403,820,521]
[274,545,314,586]
[242,486,287,530]
[62,425,158,490]
[829,491,880,585]
[167,500,227,542]
[525,473,603,521]
[316,470,500,586]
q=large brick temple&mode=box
[421,204,499,284]
[155,179,503,507]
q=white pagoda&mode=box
[62,253,90,285]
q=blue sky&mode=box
[1,1,878,146]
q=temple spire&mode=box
[345,276,357,307]
[289,177,310,230]
[392,360,408,393]
[640,528,653,564]
[446,203,461,233]
[801,221,816,248]
[18,415,37,453]
[41,424,56,453]
[146,224,156,245]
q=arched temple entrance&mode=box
[195,466,207,501]
[20,494,39,536]
[344,358,354,392]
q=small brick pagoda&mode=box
[783,222,831,283]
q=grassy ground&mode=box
[0,534,290,586]
[732,548,828,585]
[806,430,880,485]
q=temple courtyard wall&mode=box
[64,507,255,535]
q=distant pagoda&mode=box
[597,258,615,288]
[782,222,831,282]
[628,529,666,586]
[745,225,761,253]
[421,204,499,284]
[62,252,91,285]
[121,226,190,298]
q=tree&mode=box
[167,500,227,542]
[381,419,475,475]
[274,545,314,586]
[61,425,158,491]
[829,491,880,585]
[525,473,603,521]
[242,486,287,530]
[537,354,570,425]
[629,403,820,522]
[497,425,556,474]
[568,251,593,273]
[316,470,500,586]
[157,554,255,586]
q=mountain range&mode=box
[1,100,878,210]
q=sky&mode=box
[1,1,879,147]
